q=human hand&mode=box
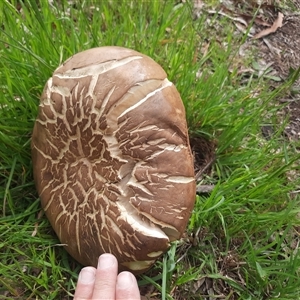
[74,253,141,300]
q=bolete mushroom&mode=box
[31,46,195,274]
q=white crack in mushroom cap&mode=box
[31,46,196,274]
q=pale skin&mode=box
[74,253,141,300]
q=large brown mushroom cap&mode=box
[31,46,195,274]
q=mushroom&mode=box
[31,46,195,274]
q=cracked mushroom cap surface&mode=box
[31,46,196,274]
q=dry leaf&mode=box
[31,210,44,237]
[253,12,284,39]
[193,0,204,19]
[196,184,215,193]
[200,41,210,57]
[208,9,248,26]
[240,13,272,27]
[193,0,204,9]
[220,5,272,27]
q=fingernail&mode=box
[79,267,96,284]
[97,253,116,270]
[117,271,136,289]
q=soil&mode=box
[257,5,300,141]
[194,0,300,142]
[191,0,300,181]
[190,0,300,190]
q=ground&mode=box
[192,0,300,160]
[250,1,299,141]
[257,2,300,141]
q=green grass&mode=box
[1,0,300,299]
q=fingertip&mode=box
[97,253,117,270]
[74,267,96,300]
[78,267,96,284]
[116,271,136,288]
[116,271,140,299]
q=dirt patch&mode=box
[194,0,300,141]
[257,9,300,140]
